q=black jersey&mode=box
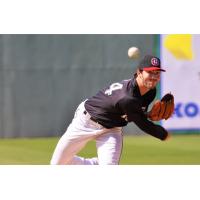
[85,78,168,140]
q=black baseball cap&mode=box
[138,55,166,72]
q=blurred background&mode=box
[0,34,159,138]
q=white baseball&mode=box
[128,47,140,59]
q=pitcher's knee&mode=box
[98,159,119,165]
[50,156,72,165]
[50,157,59,165]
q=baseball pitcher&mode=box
[50,55,174,165]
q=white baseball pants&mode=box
[50,101,123,165]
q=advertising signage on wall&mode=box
[160,34,200,131]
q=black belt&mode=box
[83,110,99,124]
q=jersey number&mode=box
[105,83,123,96]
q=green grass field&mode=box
[0,135,200,164]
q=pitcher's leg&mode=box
[71,156,98,165]
[50,100,106,165]
[96,128,123,165]
[50,131,91,164]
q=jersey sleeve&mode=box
[117,97,168,140]
[130,113,168,140]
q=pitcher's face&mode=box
[140,70,161,89]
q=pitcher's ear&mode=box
[137,69,143,76]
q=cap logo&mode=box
[151,58,159,66]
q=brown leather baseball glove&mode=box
[147,93,174,121]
